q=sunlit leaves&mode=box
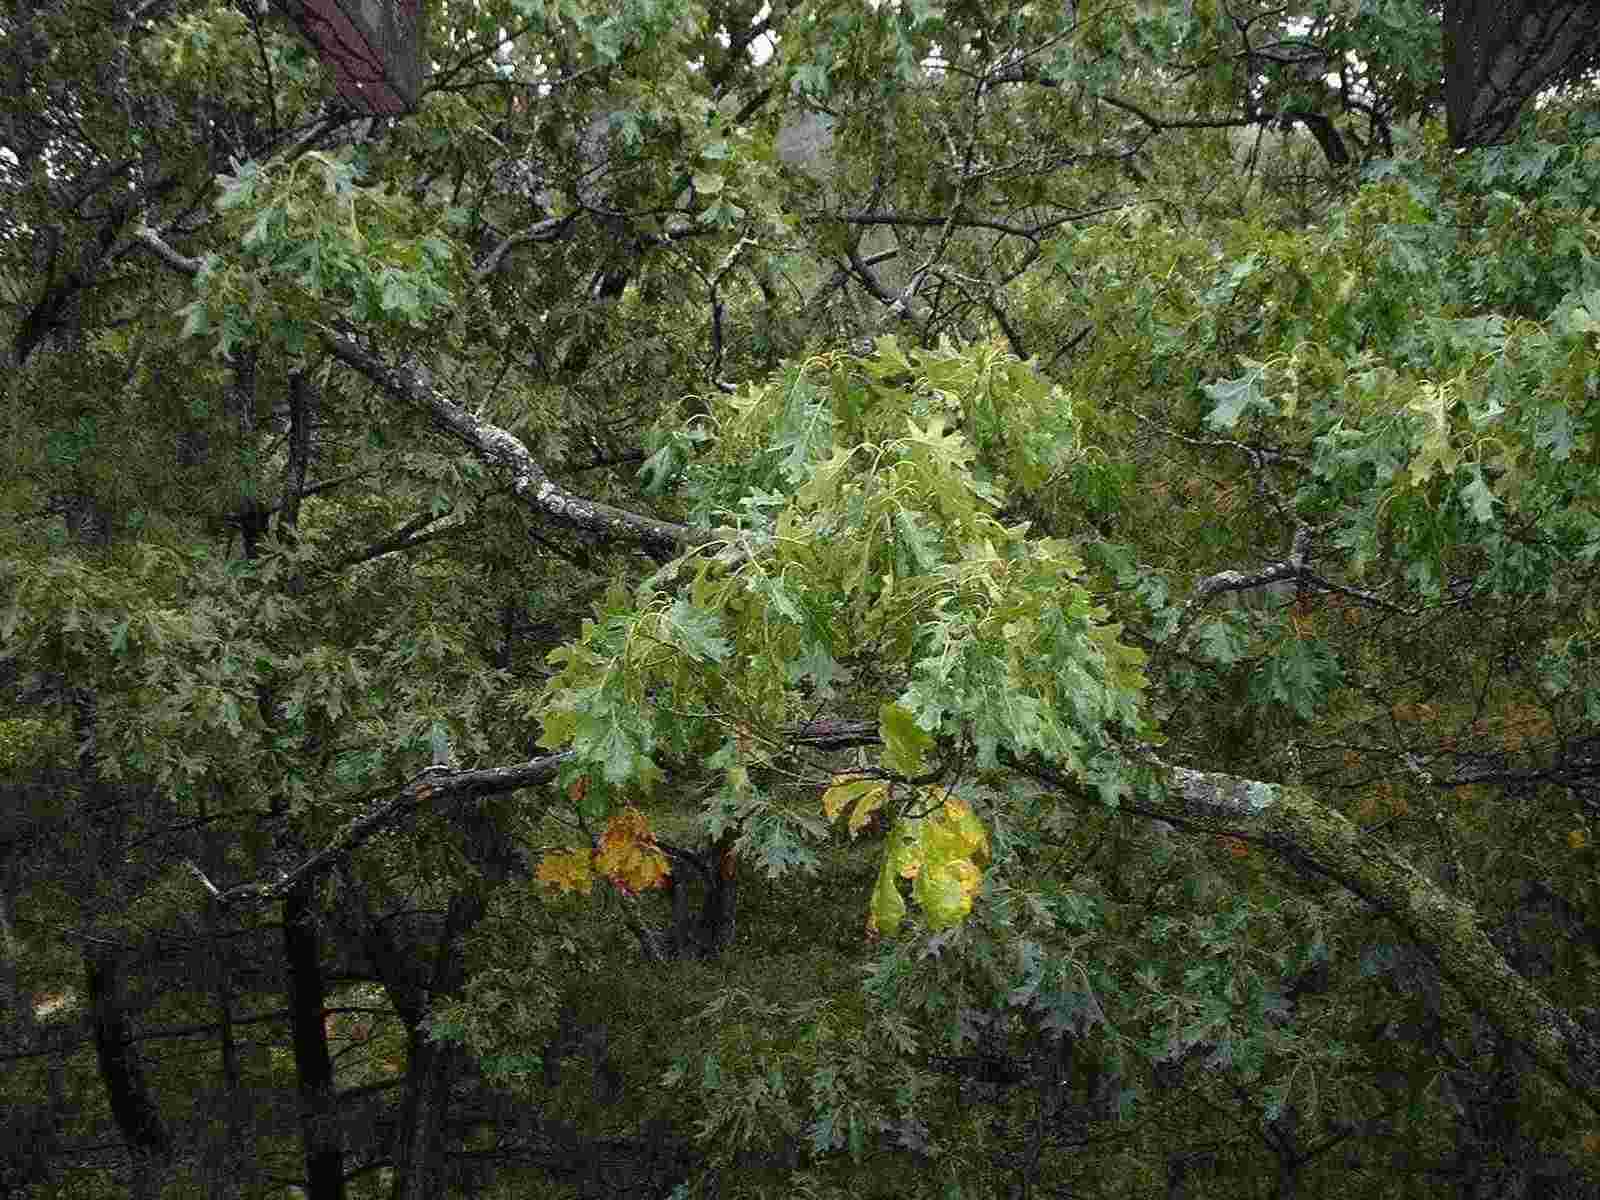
[194,150,461,353]
[1405,379,1460,484]
[537,343,1145,882]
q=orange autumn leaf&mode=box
[595,806,671,893]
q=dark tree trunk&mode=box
[284,886,345,1200]
[1443,0,1600,147]
[662,831,740,959]
[386,892,484,1200]
[696,831,739,955]
[1288,110,1349,167]
[86,949,170,1170]
[389,1025,464,1200]
[199,797,250,1199]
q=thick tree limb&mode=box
[1444,0,1600,147]
[321,333,701,552]
[1284,109,1350,168]
[132,226,704,553]
[781,701,1600,1109]
[1022,755,1600,1114]
[131,224,204,274]
[786,710,1600,1114]
[773,695,1600,1111]
[844,242,931,327]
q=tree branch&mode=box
[746,693,1600,1113]
[131,225,711,556]
[321,333,703,553]
[1019,753,1600,1115]
[1163,523,1314,658]
[473,214,577,281]
[187,755,571,906]
[131,225,204,275]
[186,715,883,911]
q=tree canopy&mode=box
[4,0,1600,1197]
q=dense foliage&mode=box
[4,0,1600,1197]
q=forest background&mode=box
[5,0,1600,1197]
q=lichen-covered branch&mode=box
[132,226,706,553]
[1025,755,1600,1113]
[321,333,704,554]
[473,214,576,281]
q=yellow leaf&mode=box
[822,776,863,822]
[1570,828,1590,851]
[864,803,991,936]
[915,857,981,930]
[1406,380,1460,484]
[821,774,887,835]
[922,794,990,864]
[535,848,594,895]
[887,815,925,878]
[849,785,888,836]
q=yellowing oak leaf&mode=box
[879,701,933,775]
[1406,380,1460,484]
[595,806,671,893]
[867,854,907,938]
[922,794,990,865]
[821,774,888,836]
[865,798,991,937]
[535,848,594,895]
[915,857,980,930]
[848,786,888,836]
[885,815,924,879]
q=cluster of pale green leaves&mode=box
[178,151,462,358]
[529,338,1151,932]
[996,114,1600,732]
